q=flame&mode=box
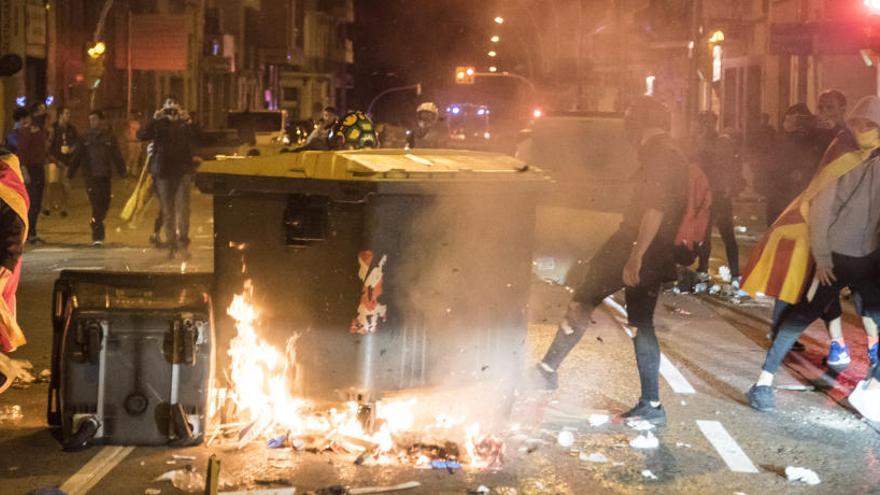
[220,284,502,468]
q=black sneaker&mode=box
[746,385,775,412]
[621,399,667,426]
[530,363,559,390]
[27,236,44,246]
[792,340,806,352]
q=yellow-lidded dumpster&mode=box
[196,149,548,403]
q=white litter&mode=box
[626,419,655,431]
[675,442,692,448]
[578,452,608,463]
[629,432,659,449]
[474,485,490,494]
[557,431,574,448]
[718,266,732,282]
[172,454,197,461]
[786,466,821,485]
[641,469,658,480]
[144,489,162,495]
[588,414,610,427]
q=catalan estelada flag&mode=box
[741,134,867,304]
[0,151,29,352]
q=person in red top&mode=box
[0,147,30,393]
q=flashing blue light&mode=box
[45,96,55,106]
[450,106,461,115]
[15,96,26,107]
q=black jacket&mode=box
[68,128,126,179]
[49,122,79,166]
[137,116,195,177]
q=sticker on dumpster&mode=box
[351,251,388,334]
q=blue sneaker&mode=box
[827,342,851,371]
[868,343,879,370]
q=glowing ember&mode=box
[218,281,504,468]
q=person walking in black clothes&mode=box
[690,111,743,283]
[137,96,197,259]
[68,110,126,246]
[532,97,688,426]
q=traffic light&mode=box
[85,41,106,89]
[455,66,476,84]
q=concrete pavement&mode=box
[1,187,879,494]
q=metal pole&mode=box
[366,83,422,117]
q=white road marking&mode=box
[602,297,697,394]
[52,266,106,272]
[59,446,135,495]
[696,420,759,474]
[660,354,697,394]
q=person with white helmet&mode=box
[406,102,447,149]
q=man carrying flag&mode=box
[0,147,30,393]
[742,96,880,421]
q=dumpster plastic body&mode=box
[197,149,546,403]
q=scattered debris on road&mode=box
[578,452,608,463]
[629,432,659,449]
[153,465,205,493]
[785,466,821,485]
[641,469,658,480]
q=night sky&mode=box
[350,0,501,123]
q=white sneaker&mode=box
[848,380,880,422]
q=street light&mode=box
[488,66,498,73]
[494,16,504,24]
[488,50,497,57]
[490,35,500,43]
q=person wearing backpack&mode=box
[137,96,197,259]
[743,96,880,415]
[531,96,690,426]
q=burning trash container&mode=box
[196,149,547,404]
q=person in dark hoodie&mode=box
[68,110,126,246]
[137,96,197,259]
[758,104,825,226]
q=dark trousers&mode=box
[697,196,739,276]
[25,164,46,238]
[86,177,111,241]
[763,250,880,380]
[155,174,192,249]
[542,231,665,402]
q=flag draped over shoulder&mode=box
[0,152,30,352]
[741,134,865,304]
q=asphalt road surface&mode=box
[1,181,879,494]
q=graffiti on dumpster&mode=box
[351,250,388,334]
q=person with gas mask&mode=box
[405,102,447,149]
[742,96,880,419]
[137,95,197,259]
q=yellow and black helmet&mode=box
[330,111,379,150]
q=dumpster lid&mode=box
[197,149,546,183]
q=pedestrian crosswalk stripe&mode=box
[697,420,759,473]
[59,445,134,494]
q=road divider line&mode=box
[59,446,134,495]
[696,420,759,473]
[603,297,697,394]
